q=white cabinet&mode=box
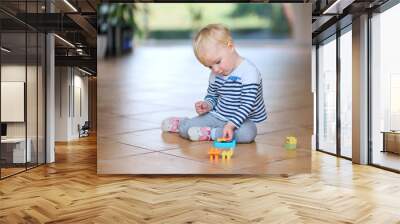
[1,138,32,163]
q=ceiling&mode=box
[0,0,97,75]
[311,0,390,43]
[1,0,395,74]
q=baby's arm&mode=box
[204,73,218,110]
[195,101,210,115]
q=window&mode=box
[340,28,352,158]
[317,36,337,154]
[0,1,46,179]
[371,2,400,171]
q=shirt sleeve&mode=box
[228,70,261,128]
[204,73,218,110]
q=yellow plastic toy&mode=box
[285,136,297,150]
[221,150,233,159]
[208,148,221,160]
[208,138,236,160]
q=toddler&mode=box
[161,24,267,143]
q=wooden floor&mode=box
[372,151,400,171]
[1,167,25,178]
[97,43,313,174]
[0,135,400,223]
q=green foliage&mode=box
[98,3,142,37]
[270,5,290,34]
[187,5,203,32]
[230,3,272,17]
[230,4,289,34]
[131,3,291,40]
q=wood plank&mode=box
[1,135,400,223]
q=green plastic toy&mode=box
[284,136,297,150]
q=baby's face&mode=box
[200,42,238,76]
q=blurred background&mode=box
[97,3,312,174]
[97,3,308,58]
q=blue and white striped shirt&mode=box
[204,58,267,128]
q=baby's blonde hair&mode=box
[193,24,233,65]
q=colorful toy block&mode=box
[213,138,236,149]
[208,148,221,160]
[284,136,297,150]
[221,150,233,159]
[209,138,236,160]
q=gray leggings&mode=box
[178,113,257,143]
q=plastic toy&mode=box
[208,138,236,160]
[284,136,297,150]
[208,148,221,160]
[221,150,233,159]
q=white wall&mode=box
[55,66,70,141]
[1,82,25,122]
[73,73,89,137]
[1,65,38,138]
[352,14,369,164]
[55,67,89,141]
[46,33,55,163]
[312,45,316,150]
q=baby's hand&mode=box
[195,101,210,115]
[223,122,236,141]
